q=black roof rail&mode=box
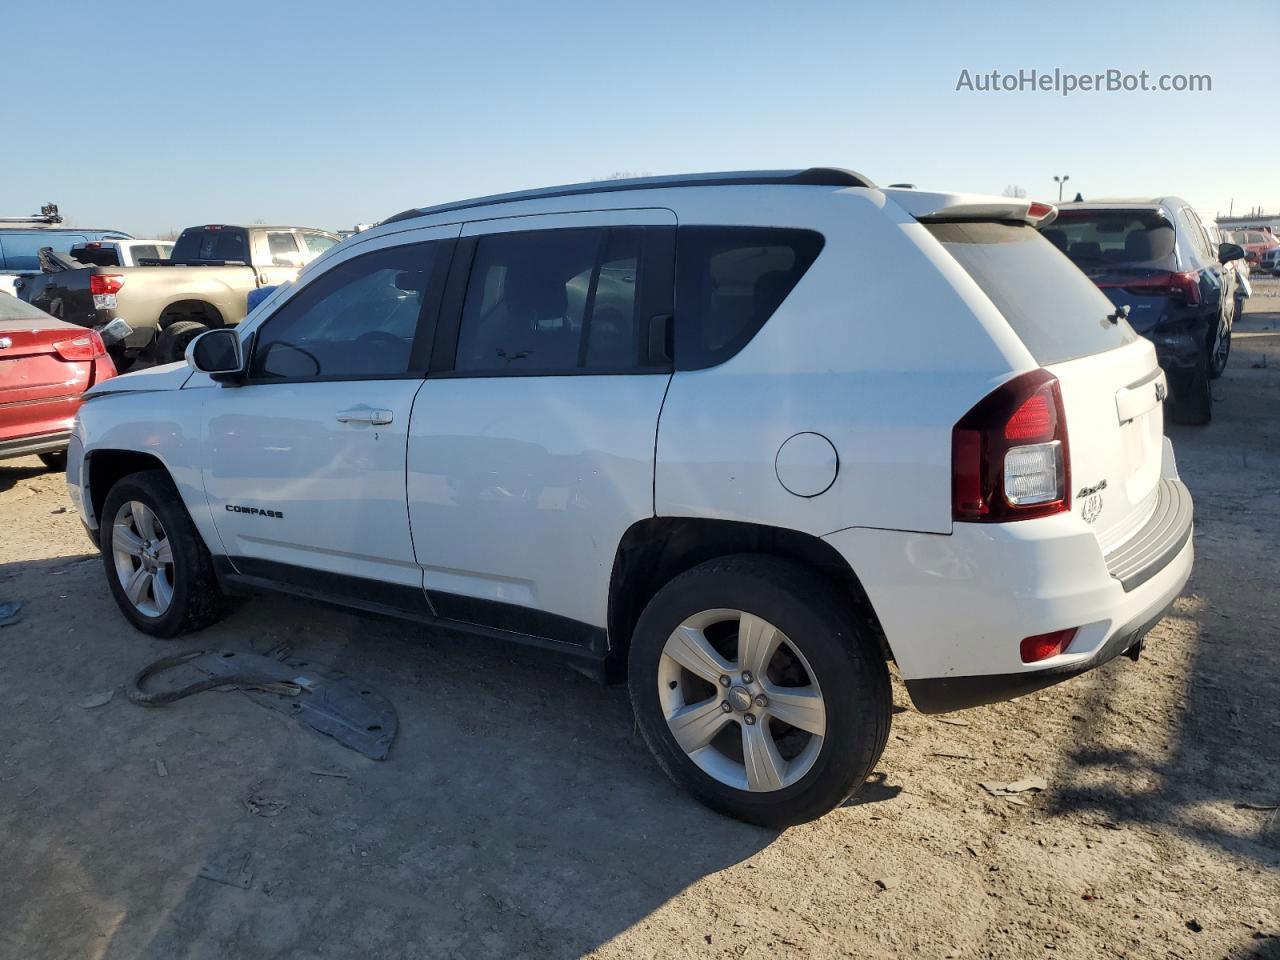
[380,167,875,226]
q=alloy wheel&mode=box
[657,608,826,792]
[112,501,175,617]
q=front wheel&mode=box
[100,469,229,636]
[628,555,891,828]
[1207,309,1231,379]
[156,320,208,365]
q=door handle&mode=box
[336,407,394,425]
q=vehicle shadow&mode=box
[1043,306,1280,872]
[0,554,905,959]
[0,462,49,494]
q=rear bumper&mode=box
[0,430,71,460]
[823,452,1193,713]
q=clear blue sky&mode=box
[4,0,1276,236]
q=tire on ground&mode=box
[156,320,209,365]
[627,553,891,828]
[99,468,228,637]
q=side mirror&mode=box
[1219,241,1246,264]
[187,328,245,382]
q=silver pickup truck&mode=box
[17,224,341,367]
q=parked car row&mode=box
[13,223,341,369]
[62,169,1196,826]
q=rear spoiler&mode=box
[884,188,1057,226]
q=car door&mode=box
[407,209,675,641]
[203,224,458,608]
[255,230,308,286]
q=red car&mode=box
[0,295,117,470]
[1231,228,1280,268]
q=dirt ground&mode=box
[2,285,1279,960]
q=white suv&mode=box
[68,169,1194,826]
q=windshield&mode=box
[927,220,1137,365]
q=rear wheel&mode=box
[100,469,229,636]
[628,555,891,827]
[156,320,208,365]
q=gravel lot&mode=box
[1,284,1278,960]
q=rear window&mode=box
[1043,210,1177,266]
[927,221,1137,365]
[675,227,824,370]
[70,244,122,267]
[171,228,250,263]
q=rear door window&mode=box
[129,245,161,262]
[454,226,669,375]
[674,227,824,370]
[928,220,1137,365]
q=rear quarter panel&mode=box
[655,188,1036,537]
[114,265,262,334]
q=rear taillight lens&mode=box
[52,331,107,361]
[1099,270,1202,304]
[89,274,124,295]
[1167,271,1201,304]
[952,369,1071,522]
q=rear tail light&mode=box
[89,274,124,295]
[952,369,1071,522]
[52,331,107,361]
[1099,270,1201,304]
[1026,201,1056,223]
[1020,628,1077,663]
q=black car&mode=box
[1041,198,1246,425]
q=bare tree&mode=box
[1002,184,1028,199]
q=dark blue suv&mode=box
[1041,198,1246,425]
[1,227,133,276]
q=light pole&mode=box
[1054,175,1070,203]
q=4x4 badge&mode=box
[1155,381,1168,402]
[1077,479,1107,524]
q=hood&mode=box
[84,360,193,399]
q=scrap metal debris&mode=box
[980,777,1048,797]
[127,649,396,760]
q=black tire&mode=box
[627,554,891,828]
[1207,308,1231,380]
[99,468,228,637]
[156,320,208,365]
[1170,358,1213,426]
[38,450,68,472]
